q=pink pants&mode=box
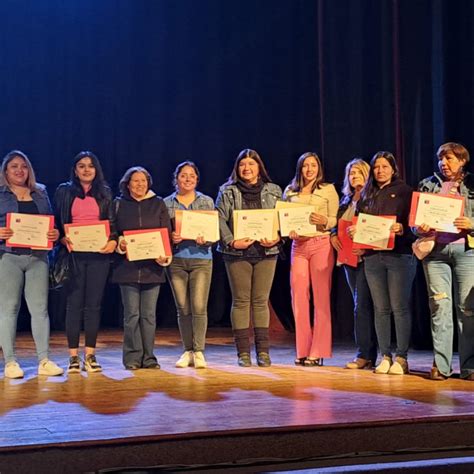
[290,235,334,359]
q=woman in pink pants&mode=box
[284,152,339,366]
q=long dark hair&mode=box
[224,149,272,185]
[287,152,324,193]
[360,151,399,209]
[173,161,200,190]
[69,151,110,200]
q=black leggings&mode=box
[65,253,110,349]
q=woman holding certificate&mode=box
[416,142,474,381]
[54,151,117,374]
[164,161,214,369]
[357,151,416,375]
[284,152,339,367]
[216,149,282,367]
[112,166,172,370]
[330,158,377,370]
[0,150,63,378]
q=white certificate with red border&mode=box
[65,220,110,252]
[6,213,54,250]
[233,209,278,241]
[175,210,219,242]
[352,213,396,250]
[123,228,172,261]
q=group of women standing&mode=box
[0,144,473,381]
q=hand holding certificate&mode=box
[123,228,171,262]
[409,192,465,233]
[65,220,110,252]
[277,205,316,237]
[175,210,219,242]
[6,213,54,250]
[352,213,396,250]
[233,209,278,241]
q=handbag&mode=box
[412,236,435,260]
[49,245,76,289]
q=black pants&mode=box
[65,253,110,349]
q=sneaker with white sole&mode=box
[176,351,194,368]
[38,359,64,376]
[83,354,102,373]
[193,351,207,369]
[375,356,392,374]
[4,361,24,379]
[388,356,409,375]
[67,356,81,374]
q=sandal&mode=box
[304,358,324,367]
[294,357,306,366]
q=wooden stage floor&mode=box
[1,328,474,473]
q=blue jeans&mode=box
[0,253,50,363]
[120,283,161,367]
[343,262,377,363]
[167,258,212,352]
[422,243,474,378]
[364,253,417,359]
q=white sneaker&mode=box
[375,356,392,374]
[176,351,194,368]
[38,359,64,376]
[193,351,207,369]
[388,357,409,375]
[5,361,24,379]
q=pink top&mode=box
[437,181,464,245]
[71,196,100,223]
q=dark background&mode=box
[3,0,473,347]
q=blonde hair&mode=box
[341,158,370,197]
[0,150,37,190]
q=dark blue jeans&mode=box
[343,262,377,363]
[120,283,161,367]
[364,253,417,359]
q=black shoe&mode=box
[304,357,323,367]
[143,361,161,369]
[257,352,271,367]
[294,357,306,366]
[125,363,141,370]
[238,352,251,367]
[67,356,81,374]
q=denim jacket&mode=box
[0,183,53,255]
[418,171,474,243]
[216,182,282,256]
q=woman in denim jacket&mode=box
[216,149,281,367]
[416,142,474,381]
[165,161,214,369]
[0,150,63,379]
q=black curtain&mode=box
[4,1,473,347]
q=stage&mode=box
[1,328,474,473]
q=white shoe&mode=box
[5,361,24,379]
[388,357,409,375]
[375,356,392,374]
[193,351,207,369]
[176,351,194,368]
[38,359,64,376]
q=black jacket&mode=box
[54,182,117,241]
[111,192,172,284]
[358,178,415,254]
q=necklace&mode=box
[11,186,31,201]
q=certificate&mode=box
[409,192,464,233]
[336,219,358,267]
[6,213,54,250]
[233,209,278,241]
[123,228,171,261]
[352,213,396,250]
[65,220,110,252]
[277,205,316,237]
[175,210,219,242]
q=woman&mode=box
[164,162,214,369]
[216,149,281,367]
[55,151,117,374]
[284,152,339,366]
[357,151,416,375]
[330,158,377,369]
[0,150,63,378]
[417,142,474,381]
[112,166,172,370]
